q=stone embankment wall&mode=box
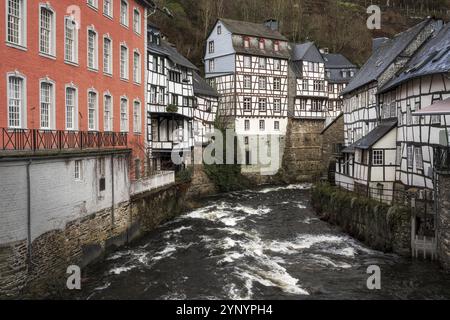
[311,184,411,256]
[437,172,450,271]
[0,182,189,297]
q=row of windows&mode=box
[243,98,282,112]
[87,0,142,33]
[301,80,326,92]
[6,74,141,133]
[242,76,283,90]
[209,56,283,72]
[244,120,280,131]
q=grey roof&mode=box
[342,19,433,95]
[148,39,198,71]
[220,18,287,41]
[380,22,450,93]
[353,120,397,150]
[193,72,219,97]
[232,36,291,59]
[291,42,324,63]
[323,53,358,83]
[321,112,343,134]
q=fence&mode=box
[1,128,128,153]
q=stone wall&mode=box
[0,182,189,298]
[321,114,344,180]
[279,118,325,183]
[311,184,411,256]
[437,172,450,271]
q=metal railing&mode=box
[1,128,128,153]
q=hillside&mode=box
[150,0,450,71]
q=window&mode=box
[244,137,249,145]
[259,57,266,69]
[407,146,414,168]
[274,99,281,112]
[259,120,265,131]
[342,70,347,78]
[274,78,281,91]
[7,74,25,128]
[431,115,441,125]
[104,0,113,17]
[314,80,324,92]
[244,56,251,68]
[415,147,424,170]
[88,90,98,131]
[299,99,306,111]
[209,59,215,72]
[171,94,178,106]
[259,76,267,90]
[373,150,383,166]
[133,100,141,133]
[169,71,181,83]
[244,120,250,131]
[302,80,308,91]
[158,87,165,104]
[314,63,319,73]
[120,0,129,26]
[65,17,78,63]
[120,97,128,132]
[217,25,221,35]
[244,75,251,89]
[312,100,322,112]
[259,39,265,50]
[259,98,267,111]
[150,86,157,104]
[7,0,26,47]
[103,37,112,74]
[274,41,279,52]
[104,94,112,131]
[39,6,55,56]
[209,41,214,53]
[406,104,412,125]
[396,146,402,166]
[133,51,141,83]
[243,97,251,111]
[274,59,281,71]
[133,8,141,34]
[244,37,250,48]
[87,0,98,8]
[120,45,129,79]
[274,121,280,131]
[74,160,82,181]
[87,28,98,69]
[40,81,54,129]
[66,86,77,130]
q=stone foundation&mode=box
[437,172,450,271]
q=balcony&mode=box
[1,128,128,155]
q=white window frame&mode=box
[87,26,98,70]
[243,97,251,112]
[259,120,265,131]
[87,88,99,131]
[244,120,250,131]
[120,43,129,80]
[243,75,251,89]
[103,35,113,75]
[243,56,251,68]
[120,96,129,132]
[274,121,280,131]
[209,59,215,72]
[258,98,267,112]
[39,3,56,57]
[274,77,281,91]
[103,92,113,132]
[103,0,113,18]
[39,78,56,130]
[407,146,414,168]
[120,0,129,27]
[372,150,383,166]
[209,41,214,54]
[415,147,424,170]
[74,160,83,181]
[6,71,27,129]
[274,99,281,113]
[65,83,78,131]
[6,0,27,49]
[259,57,266,69]
[258,76,267,90]
[217,25,221,35]
[133,49,141,84]
[87,0,98,9]
[133,99,141,133]
[64,16,78,64]
[133,7,141,34]
[274,59,281,71]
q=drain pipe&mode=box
[26,160,32,269]
[111,154,115,226]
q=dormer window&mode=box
[342,70,348,78]
[259,39,265,50]
[217,25,222,35]
[244,37,250,48]
[274,41,280,52]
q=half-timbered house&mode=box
[147,24,197,171]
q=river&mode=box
[73,184,450,300]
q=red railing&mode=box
[1,128,128,152]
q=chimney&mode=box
[264,19,279,31]
[372,37,389,53]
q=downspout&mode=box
[111,154,115,226]
[26,160,32,269]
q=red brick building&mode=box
[0,0,151,178]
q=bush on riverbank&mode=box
[311,183,411,256]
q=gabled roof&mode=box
[380,22,449,93]
[219,18,287,41]
[193,72,219,97]
[342,19,433,95]
[322,53,356,69]
[353,120,397,150]
[154,40,198,71]
[291,42,324,63]
[413,98,450,115]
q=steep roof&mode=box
[323,53,358,83]
[342,19,433,95]
[219,18,287,41]
[193,72,219,97]
[353,120,397,150]
[291,42,324,63]
[154,40,198,71]
[380,22,450,93]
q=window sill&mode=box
[134,31,141,37]
[104,13,113,20]
[87,4,99,11]
[104,72,113,78]
[5,42,27,51]
[65,60,79,67]
[39,52,56,60]
[88,67,99,73]
[120,23,129,29]
[120,78,129,83]
[133,81,141,86]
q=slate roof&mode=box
[341,19,433,96]
[193,72,219,97]
[323,53,358,83]
[380,22,450,93]
[220,18,287,41]
[353,120,397,150]
[291,42,324,62]
[148,39,198,71]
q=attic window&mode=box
[244,37,250,48]
[274,41,280,52]
[259,39,265,50]
[217,25,222,35]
